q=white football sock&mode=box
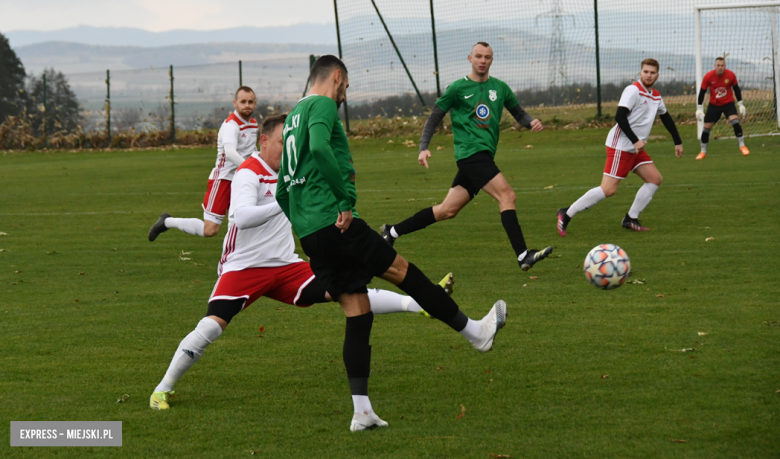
[566,187,607,218]
[737,136,745,147]
[700,141,708,153]
[165,217,205,237]
[352,395,373,414]
[155,317,223,392]
[389,227,399,239]
[367,288,422,314]
[517,250,528,262]
[628,183,659,219]
[459,318,481,342]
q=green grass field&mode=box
[1,124,778,457]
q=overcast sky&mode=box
[0,0,335,32]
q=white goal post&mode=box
[695,2,780,139]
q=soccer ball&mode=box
[583,244,631,290]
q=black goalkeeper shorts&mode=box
[451,151,501,199]
[299,218,397,300]
[704,102,738,123]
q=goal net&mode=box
[696,2,780,139]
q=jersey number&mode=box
[286,134,298,176]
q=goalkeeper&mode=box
[695,57,749,159]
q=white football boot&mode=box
[470,300,507,352]
[350,411,389,432]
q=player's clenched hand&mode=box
[633,139,646,152]
[530,119,543,132]
[674,144,683,159]
[418,150,432,169]
[336,210,353,233]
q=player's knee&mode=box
[602,185,617,197]
[653,174,663,186]
[439,205,460,220]
[203,226,220,237]
[502,188,516,205]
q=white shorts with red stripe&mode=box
[209,262,316,310]
[603,147,653,180]
[202,179,231,224]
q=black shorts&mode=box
[451,151,501,199]
[704,102,738,123]
[299,218,397,300]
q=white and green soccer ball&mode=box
[583,244,631,290]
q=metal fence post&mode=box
[170,65,176,144]
[430,0,441,98]
[594,0,602,118]
[333,0,350,132]
[370,0,427,108]
[239,60,243,87]
[302,54,317,97]
[106,70,111,145]
[42,72,47,147]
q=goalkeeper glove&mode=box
[695,105,704,122]
[738,101,746,117]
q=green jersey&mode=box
[435,76,519,161]
[277,95,357,238]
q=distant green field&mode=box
[1,125,778,458]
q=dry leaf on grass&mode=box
[258,326,265,333]
[524,144,533,149]
[456,404,466,419]
[436,146,445,150]
[627,279,646,285]
[656,294,665,298]
[698,332,708,336]
[403,140,417,148]
[705,237,715,242]
[601,375,609,379]
[0,249,9,252]
[670,439,687,443]
[529,276,539,280]
[0,232,8,236]
[544,185,554,190]
[116,394,130,403]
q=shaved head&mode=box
[470,41,491,55]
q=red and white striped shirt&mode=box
[605,81,667,153]
[217,153,302,275]
[211,111,258,181]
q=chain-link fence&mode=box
[335,0,780,138]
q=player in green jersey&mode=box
[381,42,553,271]
[278,55,507,432]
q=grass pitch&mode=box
[1,125,778,457]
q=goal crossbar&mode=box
[695,2,780,138]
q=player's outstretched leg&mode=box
[389,259,507,352]
[149,214,206,240]
[697,127,710,160]
[557,207,570,237]
[367,273,453,317]
[381,207,437,246]
[730,119,749,156]
[150,313,227,410]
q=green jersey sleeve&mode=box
[308,100,353,213]
[435,79,460,112]
[503,80,519,110]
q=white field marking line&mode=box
[0,209,201,217]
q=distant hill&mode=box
[6,24,337,48]
[15,42,339,74]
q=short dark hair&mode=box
[310,55,348,85]
[234,86,255,99]
[261,114,287,136]
[471,42,491,53]
[715,57,726,62]
[641,58,659,70]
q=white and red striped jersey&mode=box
[605,81,667,152]
[211,111,258,181]
[217,153,303,275]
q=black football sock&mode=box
[397,263,467,331]
[500,209,528,258]
[731,119,745,146]
[344,312,373,396]
[392,207,436,237]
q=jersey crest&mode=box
[489,90,497,101]
[476,104,490,120]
